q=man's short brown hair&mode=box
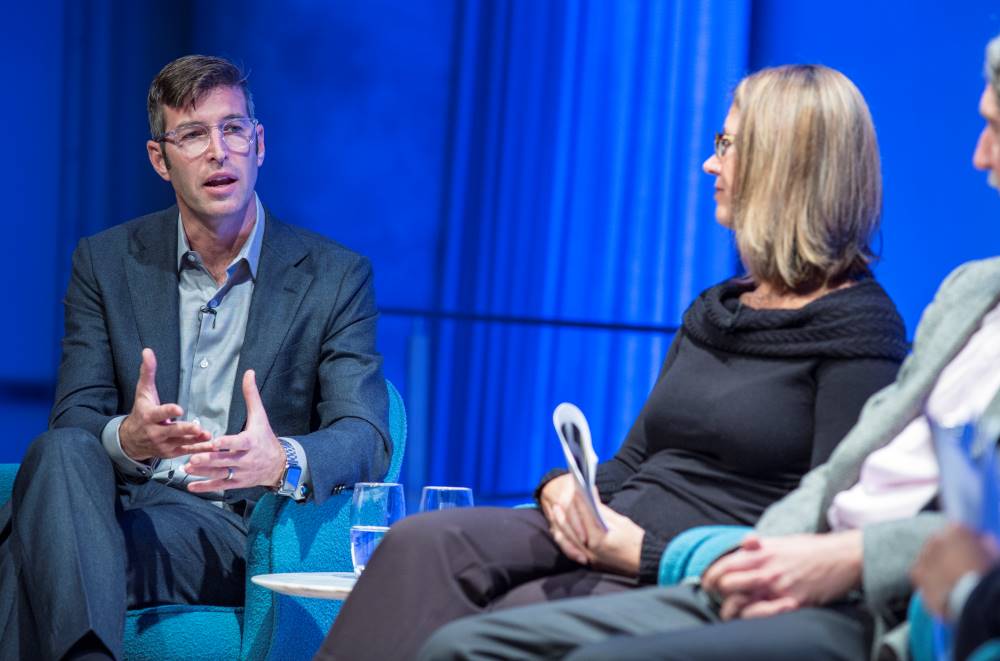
[147,55,255,138]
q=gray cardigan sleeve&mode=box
[753,261,987,618]
[861,512,945,618]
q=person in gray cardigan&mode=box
[416,38,1000,661]
[910,32,1000,661]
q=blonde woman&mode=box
[318,65,907,661]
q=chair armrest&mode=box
[658,525,752,586]
[0,464,19,508]
[241,490,356,660]
[241,379,407,660]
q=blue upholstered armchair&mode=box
[0,380,406,661]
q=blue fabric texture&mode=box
[907,592,937,661]
[0,380,406,661]
[0,464,15,508]
[421,0,750,503]
[658,525,752,586]
[123,606,243,661]
[970,640,1000,661]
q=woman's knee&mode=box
[382,508,486,549]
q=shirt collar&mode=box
[176,193,265,279]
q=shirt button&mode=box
[200,358,210,368]
[186,253,197,263]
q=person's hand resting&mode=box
[182,369,286,491]
[580,503,645,576]
[539,473,596,564]
[539,475,644,575]
[701,531,863,620]
[911,523,999,618]
[119,348,211,461]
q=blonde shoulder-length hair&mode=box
[731,64,881,292]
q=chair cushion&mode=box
[123,605,242,661]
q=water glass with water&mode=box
[419,486,475,512]
[350,482,405,575]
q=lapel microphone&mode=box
[199,303,218,329]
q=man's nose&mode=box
[205,126,229,162]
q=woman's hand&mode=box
[539,473,594,564]
[581,504,645,576]
[540,475,644,575]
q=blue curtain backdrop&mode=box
[6,1,997,506]
[419,0,748,501]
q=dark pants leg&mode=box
[418,584,872,661]
[565,601,873,661]
[0,428,247,660]
[316,507,635,661]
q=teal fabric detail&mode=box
[970,640,1000,661]
[658,525,752,586]
[0,380,406,661]
[0,464,17,507]
[123,606,243,661]
[908,592,936,661]
[249,379,407,660]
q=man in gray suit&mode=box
[417,36,1000,661]
[0,55,389,659]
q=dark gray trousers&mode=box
[317,507,637,661]
[0,428,248,660]
[418,583,874,661]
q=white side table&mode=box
[251,572,357,601]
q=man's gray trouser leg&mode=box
[417,584,718,661]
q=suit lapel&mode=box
[226,214,314,434]
[123,209,181,405]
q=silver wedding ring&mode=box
[225,467,235,481]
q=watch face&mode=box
[284,465,303,491]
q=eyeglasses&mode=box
[156,117,259,158]
[714,132,736,159]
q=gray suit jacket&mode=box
[49,206,390,508]
[756,256,1000,643]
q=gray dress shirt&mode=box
[101,195,310,501]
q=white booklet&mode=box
[552,403,608,530]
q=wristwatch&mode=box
[275,438,308,501]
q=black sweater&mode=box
[538,277,908,583]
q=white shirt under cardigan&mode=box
[826,301,1000,617]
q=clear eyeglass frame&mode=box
[156,117,259,158]
[714,131,736,159]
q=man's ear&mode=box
[255,123,265,167]
[147,140,171,181]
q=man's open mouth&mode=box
[205,175,237,187]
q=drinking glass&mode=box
[419,486,474,512]
[350,482,405,575]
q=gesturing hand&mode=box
[119,348,211,461]
[701,531,863,620]
[184,369,286,492]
